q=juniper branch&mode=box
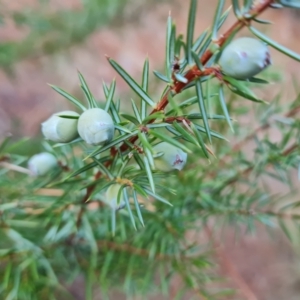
[80,0,276,216]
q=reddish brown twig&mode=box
[119,0,274,153]
[164,116,191,125]
[81,0,275,209]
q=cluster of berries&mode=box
[27,34,275,208]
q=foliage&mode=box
[1,0,300,299]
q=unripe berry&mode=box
[77,108,114,145]
[219,37,271,80]
[27,152,58,176]
[153,142,187,172]
[278,0,300,8]
[41,111,79,143]
[105,184,126,210]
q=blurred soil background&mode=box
[0,0,300,299]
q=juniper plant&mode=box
[1,0,300,299]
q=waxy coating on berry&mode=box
[28,152,58,176]
[105,183,126,211]
[77,108,115,145]
[41,110,79,143]
[278,0,300,8]
[153,142,187,172]
[219,37,271,80]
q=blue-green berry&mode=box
[77,108,114,145]
[219,37,271,80]
[41,111,79,143]
[153,142,187,172]
[105,184,126,210]
[28,152,58,176]
[278,0,300,8]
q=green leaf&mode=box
[191,50,204,71]
[104,79,116,112]
[186,0,197,64]
[68,161,98,178]
[103,81,109,97]
[194,124,227,140]
[120,113,140,125]
[195,79,212,143]
[57,114,79,119]
[219,84,234,132]
[175,33,185,57]
[250,26,300,62]
[243,0,253,12]
[143,111,165,124]
[148,129,191,153]
[133,183,149,198]
[145,189,173,206]
[190,122,209,158]
[141,58,149,119]
[78,72,98,109]
[138,132,153,153]
[192,30,208,53]
[197,6,231,59]
[187,113,226,120]
[219,5,232,29]
[247,77,269,84]
[165,13,173,79]
[49,84,86,111]
[88,181,113,200]
[92,157,113,180]
[133,190,145,226]
[133,153,145,171]
[138,132,155,169]
[143,156,155,193]
[170,24,176,68]
[224,76,268,103]
[84,130,138,159]
[172,121,198,146]
[131,99,142,124]
[146,123,170,129]
[166,94,216,116]
[253,17,273,25]
[110,100,121,124]
[212,0,225,41]
[153,70,170,83]
[114,125,132,134]
[232,0,241,19]
[108,58,155,107]
[122,187,136,230]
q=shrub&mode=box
[1,0,300,299]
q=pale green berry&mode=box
[41,110,79,143]
[219,37,271,80]
[278,0,300,8]
[27,152,58,176]
[77,108,114,145]
[105,184,126,210]
[153,142,187,172]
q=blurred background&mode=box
[0,0,300,299]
